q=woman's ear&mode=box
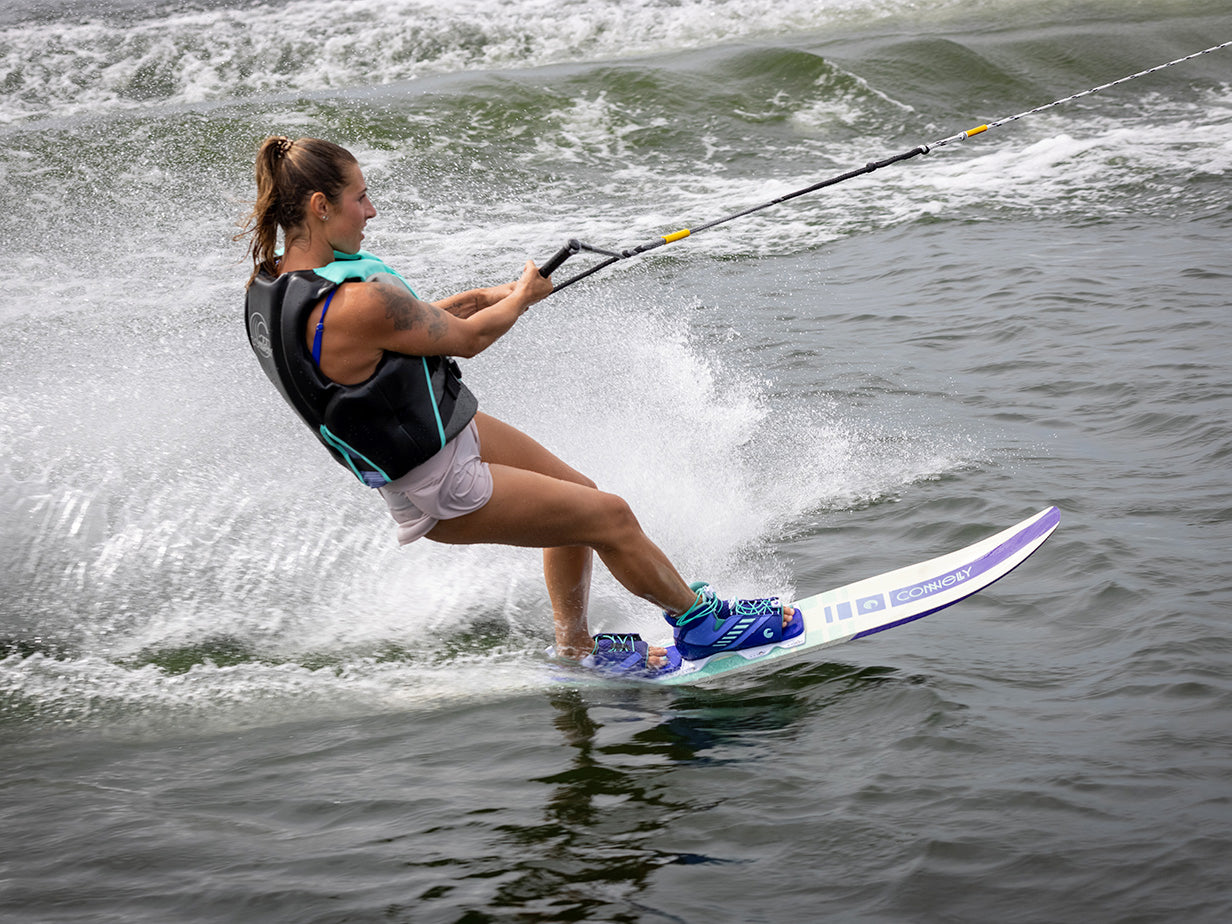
[308,190,330,222]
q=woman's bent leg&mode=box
[543,545,592,656]
[423,414,789,661]
[426,463,697,654]
[464,414,603,653]
[464,415,695,614]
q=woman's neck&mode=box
[277,232,334,275]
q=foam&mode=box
[0,0,914,123]
[0,647,548,736]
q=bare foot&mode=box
[553,641,595,662]
[647,644,671,669]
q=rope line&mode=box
[539,40,1232,293]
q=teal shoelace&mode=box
[673,582,782,628]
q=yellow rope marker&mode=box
[966,124,989,137]
[663,229,691,244]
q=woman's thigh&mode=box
[472,413,595,488]
[426,462,629,549]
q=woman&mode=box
[239,136,801,675]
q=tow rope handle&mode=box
[538,239,581,278]
[536,231,696,293]
[536,237,630,293]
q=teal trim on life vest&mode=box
[422,357,447,449]
[314,250,419,297]
[319,425,393,487]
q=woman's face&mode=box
[326,162,377,255]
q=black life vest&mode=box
[244,254,478,486]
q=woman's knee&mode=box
[589,491,642,544]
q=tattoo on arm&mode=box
[373,282,450,340]
[448,292,482,319]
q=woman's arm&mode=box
[432,282,516,319]
[353,260,551,360]
[307,261,551,384]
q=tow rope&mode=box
[537,40,1232,293]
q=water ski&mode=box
[560,506,1060,685]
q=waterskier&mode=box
[239,136,802,675]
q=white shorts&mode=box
[377,420,493,545]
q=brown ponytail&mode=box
[236,136,358,284]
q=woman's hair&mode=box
[237,136,357,282]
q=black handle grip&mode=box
[538,239,581,277]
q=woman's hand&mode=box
[511,259,553,310]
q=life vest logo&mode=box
[249,313,273,359]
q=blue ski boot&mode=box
[666,582,804,661]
